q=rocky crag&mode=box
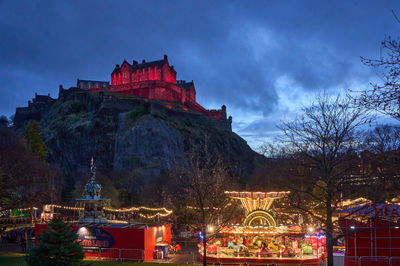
[14,86,266,204]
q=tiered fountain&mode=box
[76,158,109,223]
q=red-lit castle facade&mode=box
[78,55,226,120]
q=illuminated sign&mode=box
[155,227,164,243]
[75,227,114,252]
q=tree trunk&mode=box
[203,229,207,266]
[326,193,334,266]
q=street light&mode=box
[207,225,214,233]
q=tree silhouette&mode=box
[169,139,240,266]
[24,120,47,162]
[277,95,369,266]
[357,24,400,120]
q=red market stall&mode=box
[339,203,400,265]
[35,223,171,261]
[340,219,400,265]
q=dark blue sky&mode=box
[1,0,399,148]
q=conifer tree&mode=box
[24,120,47,162]
[26,217,84,266]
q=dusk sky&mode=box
[1,0,399,149]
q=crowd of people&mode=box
[0,226,33,253]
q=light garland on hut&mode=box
[103,206,172,213]
[10,204,173,220]
[42,204,173,219]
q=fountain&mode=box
[76,158,108,223]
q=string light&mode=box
[139,212,172,219]
[6,204,173,220]
[186,206,221,210]
[103,206,172,213]
[3,207,39,212]
[44,205,83,211]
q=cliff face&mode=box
[14,88,265,202]
[114,114,184,173]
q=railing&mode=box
[344,256,400,266]
[83,248,154,261]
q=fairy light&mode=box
[186,206,221,210]
[20,204,173,220]
[103,206,172,213]
[44,204,83,211]
[3,207,39,213]
[103,206,173,219]
[43,204,173,215]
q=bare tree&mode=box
[170,140,240,266]
[357,31,400,119]
[359,125,400,202]
[277,95,369,266]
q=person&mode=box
[169,242,176,254]
[261,242,268,252]
[228,240,237,249]
[20,231,26,252]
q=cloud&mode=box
[0,0,399,149]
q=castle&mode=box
[77,55,226,120]
[14,55,232,131]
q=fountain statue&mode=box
[76,158,108,223]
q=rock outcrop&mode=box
[14,88,266,203]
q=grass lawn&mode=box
[0,252,196,265]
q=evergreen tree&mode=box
[24,120,47,162]
[26,217,85,266]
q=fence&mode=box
[83,248,154,261]
[344,256,400,266]
[216,261,320,266]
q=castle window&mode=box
[123,71,129,82]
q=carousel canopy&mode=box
[225,191,290,213]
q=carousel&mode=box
[200,191,325,266]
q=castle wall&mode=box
[111,81,184,104]
[110,81,225,120]
[94,56,227,121]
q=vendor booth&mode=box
[35,223,171,261]
[339,203,400,265]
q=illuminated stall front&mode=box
[199,191,325,266]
